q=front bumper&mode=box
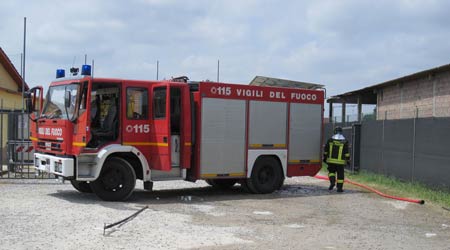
[34,153,74,177]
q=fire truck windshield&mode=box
[41,83,80,120]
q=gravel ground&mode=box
[1,176,449,250]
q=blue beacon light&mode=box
[81,65,91,76]
[56,69,65,78]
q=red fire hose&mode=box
[314,175,425,204]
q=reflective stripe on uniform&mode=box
[328,173,335,177]
[338,144,343,162]
[328,143,333,160]
[326,140,347,165]
[337,179,344,183]
[326,158,346,165]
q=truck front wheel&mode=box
[247,157,283,194]
[90,157,136,201]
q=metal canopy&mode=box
[327,62,450,105]
[249,76,324,90]
[327,89,377,104]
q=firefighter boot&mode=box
[328,173,336,190]
[337,180,344,192]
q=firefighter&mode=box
[323,126,350,192]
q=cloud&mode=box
[0,0,449,100]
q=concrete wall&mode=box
[377,70,450,119]
[0,62,20,93]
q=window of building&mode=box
[126,87,148,119]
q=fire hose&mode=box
[314,175,425,205]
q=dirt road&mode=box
[1,176,449,249]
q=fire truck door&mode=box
[122,86,152,163]
[150,84,172,171]
[169,86,191,169]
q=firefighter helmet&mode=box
[334,126,343,134]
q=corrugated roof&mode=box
[249,76,324,89]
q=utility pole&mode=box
[22,17,27,114]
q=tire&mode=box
[90,157,136,201]
[247,157,283,194]
[207,179,238,189]
[241,180,258,194]
[70,180,93,193]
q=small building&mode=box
[0,47,29,163]
[327,63,450,121]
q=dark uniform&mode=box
[323,127,350,192]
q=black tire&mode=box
[70,180,93,193]
[247,157,283,194]
[90,157,136,201]
[241,180,258,194]
[207,179,238,189]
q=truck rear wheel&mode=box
[70,180,93,193]
[206,179,237,189]
[90,157,136,201]
[247,157,283,194]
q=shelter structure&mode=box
[328,63,450,122]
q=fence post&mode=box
[411,108,418,182]
[381,116,385,175]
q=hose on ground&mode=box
[314,175,425,205]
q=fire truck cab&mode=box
[27,66,324,201]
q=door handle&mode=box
[163,137,168,143]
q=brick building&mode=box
[327,63,450,121]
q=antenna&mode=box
[84,54,87,65]
[92,59,95,78]
[156,60,159,80]
[217,59,220,82]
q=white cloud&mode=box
[0,0,449,101]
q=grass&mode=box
[320,164,450,209]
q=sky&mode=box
[1,0,450,116]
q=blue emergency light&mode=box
[81,65,91,76]
[56,69,65,78]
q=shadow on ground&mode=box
[48,183,363,210]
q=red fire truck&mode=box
[26,65,324,201]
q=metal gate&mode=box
[0,110,53,179]
[324,122,361,172]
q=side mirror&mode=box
[64,90,71,108]
[25,86,44,120]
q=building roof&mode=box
[0,47,29,92]
[327,63,450,104]
[249,76,324,90]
